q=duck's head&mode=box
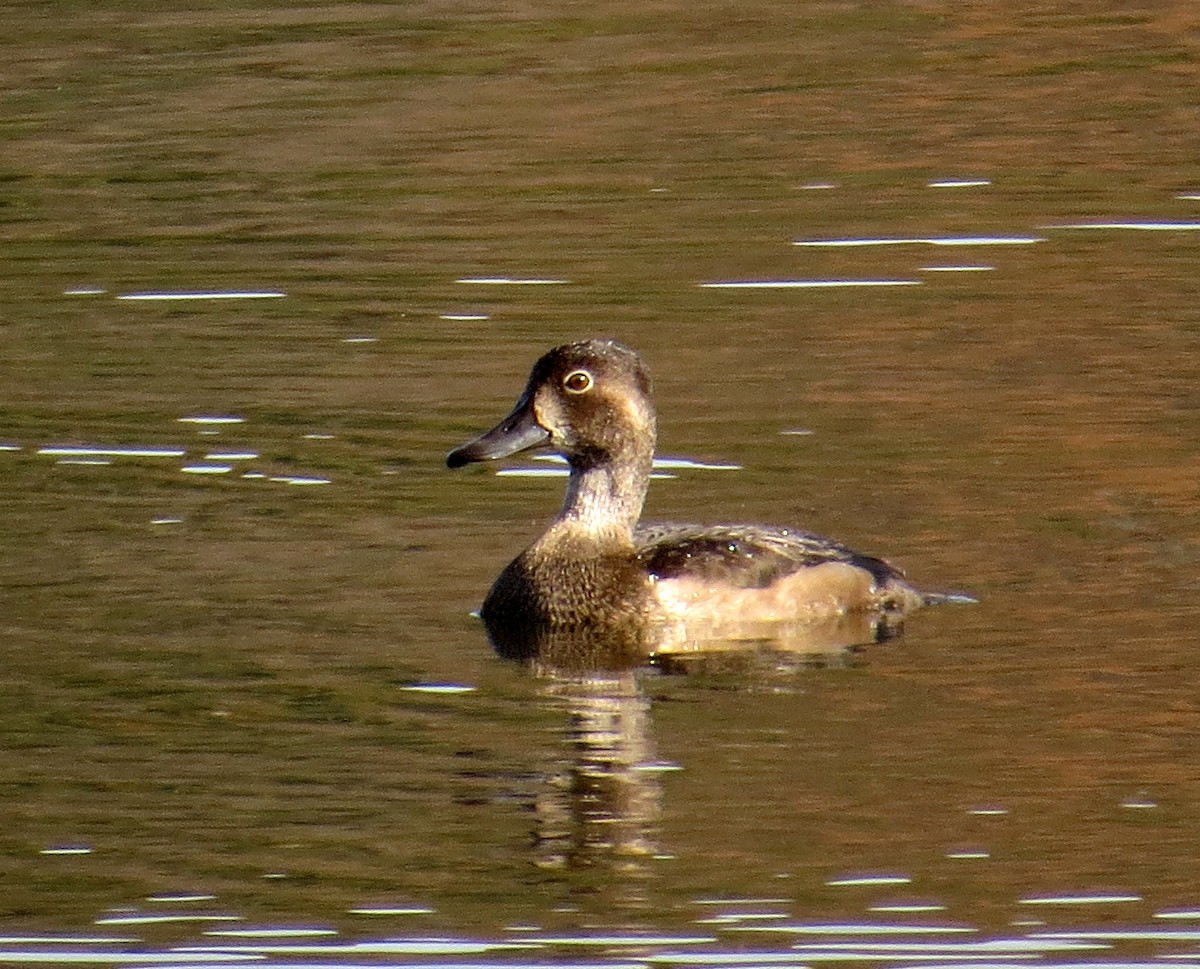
[447,339,656,472]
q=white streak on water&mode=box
[792,237,1043,247]
[177,941,536,954]
[180,964,641,969]
[497,467,568,477]
[398,684,476,694]
[694,914,790,925]
[826,875,912,887]
[117,292,286,301]
[268,476,331,486]
[920,266,995,272]
[765,941,1109,962]
[1031,931,1200,941]
[1019,894,1142,905]
[928,180,991,188]
[39,446,186,458]
[0,954,257,964]
[179,416,245,425]
[0,938,138,945]
[634,760,684,773]
[346,906,436,915]
[797,942,1102,953]
[648,955,807,964]
[63,288,107,296]
[700,280,922,289]
[440,314,491,321]
[513,935,715,946]
[204,452,258,461]
[145,894,217,903]
[783,955,1034,963]
[729,924,975,936]
[652,458,741,470]
[1042,222,1200,231]
[497,467,675,479]
[532,455,741,471]
[181,465,233,475]
[693,898,792,905]
[201,930,337,939]
[455,277,570,285]
[178,962,650,969]
[94,915,242,926]
[802,964,1159,969]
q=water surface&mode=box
[2,0,1199,956]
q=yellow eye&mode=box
[563,369,593,394]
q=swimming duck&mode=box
[448,339,952,663]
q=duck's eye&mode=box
[563,369,593,394]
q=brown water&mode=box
[2,0,1200,962]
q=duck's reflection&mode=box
[533,672,660,874]
[488,604,904,674]
[516,610,898,888]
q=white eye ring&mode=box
[563,369,594,394]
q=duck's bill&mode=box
[447,395,551,468]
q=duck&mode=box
[448,339,961,665]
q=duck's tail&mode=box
[920,589,979,607]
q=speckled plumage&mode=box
[634,522,905,591]
[448,339,950,663]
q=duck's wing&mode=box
[633,521,905,590]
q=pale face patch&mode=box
[532,390,570,445]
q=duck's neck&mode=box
[554,446,652,545]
